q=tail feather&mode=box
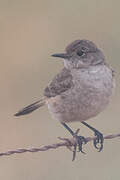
[14,98,46,116]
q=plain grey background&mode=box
[0,0,120,179]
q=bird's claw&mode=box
[72,135,87,161]
[73,135,87,153]
[93,130,104,152]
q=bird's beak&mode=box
[51,53,70,59]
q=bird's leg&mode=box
[81,121,104,151]
[61,123,87,154]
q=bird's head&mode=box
[52,40,105,69]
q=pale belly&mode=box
[47,66,115,123]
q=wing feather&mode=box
[44,68,73,98]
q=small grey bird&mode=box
[15,40,115,153]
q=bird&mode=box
[15,39,115,153]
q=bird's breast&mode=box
[47,65,115,123]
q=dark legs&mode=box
[61,123,74,136]
[81,121,104,151]
[61,123,87,153]
[61,121,104,153]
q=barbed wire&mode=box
[0,132,120,161]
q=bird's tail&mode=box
[14,97,46,116]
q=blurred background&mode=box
[0,0,120,179]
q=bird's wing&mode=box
[44,68,73,98]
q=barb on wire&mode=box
[0,132,120,161]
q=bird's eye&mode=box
[77,50,85,57]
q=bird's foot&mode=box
[71,129,87,161]
[81,122,104,152]
[73,134,87,153]
[93,130,104,152]
[58,130,87,161]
